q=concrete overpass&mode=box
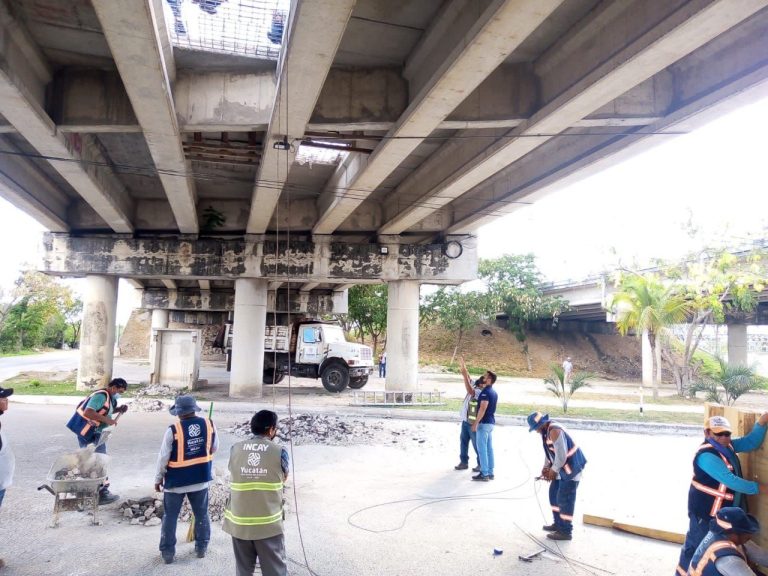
[2,0,768,395]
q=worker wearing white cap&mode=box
[675,412,768,576]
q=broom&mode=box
[187,401,214,542]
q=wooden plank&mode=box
[612,521,685,544]
[583,513,614,528]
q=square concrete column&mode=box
[149,309,169,378]
[230,278,268,398]
[77,275,118,390]
[385,280,420,391]
[727,323,748,366]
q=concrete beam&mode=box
[125,279,144,290]
[268,281,283,291]
[161,279,177,290]
[313,0,565,235]
[42,233,478,284]
[246,0,356,234]
[300,282,319,292]
[92,0,198,234]
[446,9,768,232]
[198,279,211,290]
[381,0,768,234]
[0,5,134,233]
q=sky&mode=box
[0,95,767,323]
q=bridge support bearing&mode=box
[385,280,420,392]
[230,278,267,398]
[77,275,118,391]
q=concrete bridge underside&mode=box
[1,0,767,394]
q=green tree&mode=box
[690,357,764,405]
[543,363,591,413]
[478,254,567,371]
[347,284,388,355]
[609,273,691,400]
[422,287,489,364]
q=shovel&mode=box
[93,412,122,450]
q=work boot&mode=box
[162,553,175,564]
[195,548,206,559]
[471,473,489,482]
[454,462,468,470]
[546,531,572,541]
[98,489,119,505]
[472,466,481,472]
[542,523,558,532]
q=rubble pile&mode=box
[52,451,107,480]
[129,384,175,412]
[118,496,164,526]
[180,478,229,522]
[225,414,427,446]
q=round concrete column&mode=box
[385,280,420,392]
[641,329,653,387]
[230,278,268,398]
[77,275,118,391]
[149,309,169,381]
[727,323,748,366]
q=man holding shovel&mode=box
[65,377,129,504]
[155,395,218,564]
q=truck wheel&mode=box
[348,376,368,389]
[263,368,285,385]
[321,363,349,393]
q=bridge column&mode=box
[230,278,267,398]
[727,323,748,366]
[385,280,420,392]
[641,329,653,387]
[77,275,118,390]
[148,309,169,380]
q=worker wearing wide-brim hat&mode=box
[675,413,768,576]
[0,386,15,570]
[527,411,587,542]
[687,506,768,575]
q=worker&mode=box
[454,356,482,472]
[0,386,14,570]
[688,506,768,576]
[527,411,587,541]
[223,409,289,576]
[155,395,218,564]
[65,377,129,504]
[676,414,768,576]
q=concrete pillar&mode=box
[230,278,268,398]
[641,329,653,387]
[727,323,748,366]
[77,275,118,390]
[385,280,420,392]
[149,309,169,379]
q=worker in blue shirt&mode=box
[675,413,768,576]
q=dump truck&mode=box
[224,320,374,393]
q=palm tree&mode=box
[691,357,764,406]
[609,274,691,400]
[544,363,591,413]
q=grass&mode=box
[405,398,703,425]
[0,349,40,358]
[6,379,79,395]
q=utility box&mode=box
[150,329,201,389]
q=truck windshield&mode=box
[322,325,346,343]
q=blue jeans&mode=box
[160,488,211,557]
[676,514,709,575]
[549,479,579,535]
[379,363,386,377]
[475,423,494,476]
[0,488,5,507]
[459,421,478,466]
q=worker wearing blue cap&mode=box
[688,507,768,575]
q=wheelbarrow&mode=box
[37,448,110,527]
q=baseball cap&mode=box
[0,387,14,398]
[713,507,760,535]
[706,416,732,434]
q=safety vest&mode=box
[542,423,587,481]
[164,417,215,489]
[688,533,746,576]
[65,390,112,441]
[223,436,284,541]
[689,443,739,519]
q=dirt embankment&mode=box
[416,324,642,379]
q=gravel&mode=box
[129,384,175,412]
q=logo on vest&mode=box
[247,452,261,466]
[188,424,202,437]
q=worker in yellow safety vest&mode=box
[223,410,290,576]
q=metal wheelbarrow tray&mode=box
[38,450,109,527]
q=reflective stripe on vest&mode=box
[168,418,214,468]
[223,509,283,526]
[688,540,743,576]
[76,390,110,437]
[545,425,582,477]
[690,446,734,516]
[230,481,283,492]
